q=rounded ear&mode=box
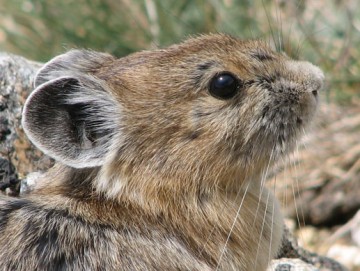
[22,51,120,168]
[34,49,114,88]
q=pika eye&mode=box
[209,72,240,99]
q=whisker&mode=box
[290,141,304,243]
[253,147,275,227]
[274,0,283,52]
[261,0,277,51]
[294,140,307,230]
[254,180,271,270]
[268,174,277,265]
[199,179,245,256]
[291,0,306,58]
[215,178,252,271]
[253,146,275,269]
[280,155,289,214]
[199,166,251,261]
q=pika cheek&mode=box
[296,92,318,122]
[302,91,318,108]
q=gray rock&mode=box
[268,259,319,271]
[276,226,348,271]
[19,171,43,195]
[0,52,53,196]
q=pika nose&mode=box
[308,63,325,94]
[288,60,325,95]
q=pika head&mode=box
[23,34,323,196]
[11,34,325,270]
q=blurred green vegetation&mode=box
[0,0,359,103]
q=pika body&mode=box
[0,34,324,270]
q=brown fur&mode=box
[0,34,324,270]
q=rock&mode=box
[315,210,360,270]
[350,210,360,247]
[268,259,319,271]
[0,52,54,196]
[276,226,348,271]
[19,171,43,195]
[327,245,360,270]
[324,209,360,248]
[0,156,19,196]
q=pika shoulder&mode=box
[0,34,324,270]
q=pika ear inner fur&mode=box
[22,51,120,168]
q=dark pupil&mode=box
[210,73,238,99]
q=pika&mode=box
[0,34,323,270]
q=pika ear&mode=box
[22,50,120,168]
[34,49,114,87]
